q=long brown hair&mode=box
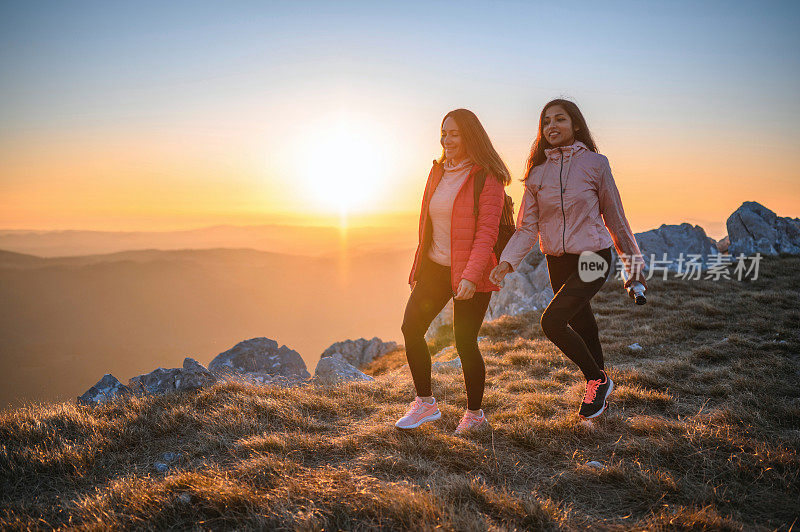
[438,109,511,186]
[523,99,598,180]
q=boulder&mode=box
[425,300,455,342]
[77,374,132,405]
[727,201,800,256]
[514,247,545,275]
[486,259,555,321]
[129,357,217,394]
[320,337,399,368]
[634,223,719,271]
[314,354,374,384]
[716,235,730,253]
[209,338,310,380]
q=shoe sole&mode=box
[395,410,441,429]
[454,421,490,435]
[579,379,614,420]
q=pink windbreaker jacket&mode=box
[498,141,646,289]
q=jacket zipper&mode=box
[449,165,476,293]
[558,148,566,254]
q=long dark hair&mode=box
[523,99,598,180]
[437,109,511,186]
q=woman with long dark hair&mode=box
[490,98,647,419]
[396,109,510,434]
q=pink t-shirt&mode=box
[427,159,472,266]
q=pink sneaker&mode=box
[395,397,441,429]
[454,409,489,435]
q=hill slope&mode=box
[1,255,798,530]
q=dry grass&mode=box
[2,255,799,530]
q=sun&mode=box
[298,116,391,218]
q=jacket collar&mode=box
[544,141,588,163]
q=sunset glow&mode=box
[0,2,798,237]
[296,116,393,218]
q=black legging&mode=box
[541,247,612,381]
[401,253,492,410]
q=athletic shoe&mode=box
[395,396,441,429]
[579,371,614,419]
[454,409,489,435]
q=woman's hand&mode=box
[454,279,476,300]
[489,261,512,285]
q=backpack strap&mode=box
[472,168,487,218]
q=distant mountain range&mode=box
[0,247,414,410]
[0,222,418,258]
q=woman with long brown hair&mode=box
[395,109,510,434]
[490,98,647,420]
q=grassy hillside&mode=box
[1,255,798,530]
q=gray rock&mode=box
[426,249,556,336]
[314,354,374,384]
[425,300,455,342]
[181,357,218,389]
[320,337,399,368]
[77,374,132,405]
[209,338,310,380]
[716,235,730,253]
[515,247,545,274]
[129,357,217,395]
[586,460,606,470]
[727,201,800,256]
[634,223,719,271]
[486,259,555,321]
[432,357,462,370]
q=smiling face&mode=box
[542,104,578,148]
[441,116,468,162]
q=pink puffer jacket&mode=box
[409,161,505,293]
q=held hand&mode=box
[489,262,512,285]
[454,279,476,300]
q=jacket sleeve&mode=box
[498,179,539,271]
[598,157,647,289]
[461,174,504,285]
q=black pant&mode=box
[541,247,612,381]
[401,254,492,410]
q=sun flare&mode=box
[297,116,392,218]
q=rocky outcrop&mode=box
[426,300,454,341]
[319,337,398,368]
[129,357,217,394]
[314,354,374,384]
[727,201,800,256]
[77,374,132,405]
[209,338,310,380]
[430,347,463,370]
[634,223,719,271]
[485,258,555,321]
